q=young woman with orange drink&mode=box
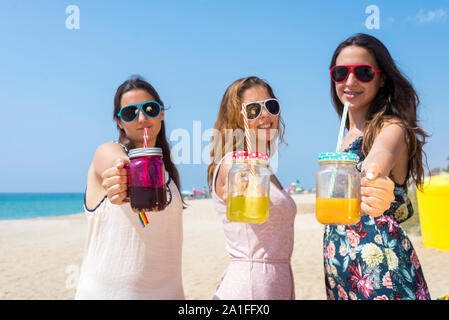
[207,76,297,299]
[322,33,430,300]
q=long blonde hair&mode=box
[206,76,286,188]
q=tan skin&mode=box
[103,86,283,203]
[335,45,401,217]
[85,89,164,208]
[215,86,283,201]
[102,76,395,217]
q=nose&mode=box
[259,104,270,119]
[345,71,359,86]
[137,107,147,122]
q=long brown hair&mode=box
[330,33,429,189]
[113,76,183,198]
[206,76,286,188]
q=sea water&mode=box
[0,193,84,220]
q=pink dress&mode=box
[212,153,297,300]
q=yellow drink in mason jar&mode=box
[226,196,269,224]
[316,198,361,225]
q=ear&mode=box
[117,119,124,130]
[160,108,165,121]
[379,74,386,88]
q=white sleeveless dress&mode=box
[75,173,185,300]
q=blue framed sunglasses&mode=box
[117,100,162,122]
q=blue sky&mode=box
[0,0,448,193]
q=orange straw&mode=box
[241,103,255,175]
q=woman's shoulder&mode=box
[214,152,233,174]
[216,157,232,181]
[373,116,408,142]
[96,141,125,151]
[94,142,127,158]
[213,153,233,199]
[379,116,407,131]
[91,142,128,172]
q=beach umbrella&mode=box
[181,190,192,197]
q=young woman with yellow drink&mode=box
[322,33,430,300]
[207,76,297,299]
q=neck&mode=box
[250,129,278,154]
[347,105,369,133]
[252,139,270,154]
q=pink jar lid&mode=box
[232,151,269,163]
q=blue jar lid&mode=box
[318,152,359,163]
[129,147,163,158]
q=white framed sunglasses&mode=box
[243,98,281,120]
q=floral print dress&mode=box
[323,136,431,300]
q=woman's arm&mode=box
[92,142,129,205]
[360,122,407,217]
[362,122,408,179]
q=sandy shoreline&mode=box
[0,193,448,300]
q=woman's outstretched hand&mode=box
[360,163,395,218]
[101,158,129,205]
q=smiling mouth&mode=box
[258,123,272,129]
[344,90,363,98]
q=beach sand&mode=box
[0,193,448,300]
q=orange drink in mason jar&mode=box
[315,152,361,225]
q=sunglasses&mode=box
[330,64,382,83]
[243,98,281,120]
[117,101,162,122]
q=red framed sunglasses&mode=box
[330,64,382,83]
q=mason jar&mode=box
[125,147,167,213]
[315,152,361,225]
[226,151,271,224]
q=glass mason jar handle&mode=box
[123,163,171,206]
[123,163,130,202]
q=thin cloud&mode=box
[415,8,447,23]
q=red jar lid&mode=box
[232,151,268,163]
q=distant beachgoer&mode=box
[75,76,185,299]
[323,33,430,300]
[207,76,297,299]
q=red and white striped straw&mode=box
[143,127,148,148]
[241,103,255,175]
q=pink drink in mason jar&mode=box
[125,147,167,212]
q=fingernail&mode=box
[366,172,374,180]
